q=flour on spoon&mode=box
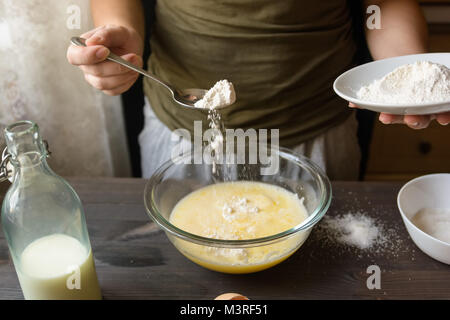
[195,80,236,174]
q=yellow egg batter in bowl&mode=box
[144,147,331,274]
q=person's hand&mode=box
[349,103,450,129]
[67,25,144,96]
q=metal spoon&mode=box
[70,36,207,109]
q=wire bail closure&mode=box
[0,147,11,183]
[0,140,51,183]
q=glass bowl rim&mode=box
[144,146,332,248]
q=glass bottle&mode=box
[1,121,102,300]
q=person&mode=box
[67,0,450,179]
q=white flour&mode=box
[205,227,250,262]
[319,213,387,250]
[411,208,450,244]
[194,80,236,110]
[357,61,450,104]
[195,80,236,174]
[222,196,259,222]
[313,193,416,260]
[194,80,242,259]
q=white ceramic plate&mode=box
[333,53,450,115]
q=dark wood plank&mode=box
[0,178,449,300]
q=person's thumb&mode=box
[85,25,129,48]
[67,44,110,66]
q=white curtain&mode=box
[0,0,131,177]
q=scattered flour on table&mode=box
[313,210,413,260]
[319,213,386,250]
[357,61,450,104]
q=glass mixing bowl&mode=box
[144,147,331,274]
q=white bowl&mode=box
[334,53,450,115]
[397,174,450,265]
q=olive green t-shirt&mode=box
[144,0,358,147]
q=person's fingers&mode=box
[102,80,137,96]
[80,61,130,77]
[403,115,432,129]
[436,111,450,125]
[379,112,448,128]
[348,102,361,109]
[378,113,404,124]
[85,25,129,48]
[79,54,142,77]
[80,25,105,39]
[85,71,138,91]
[67,44,109,66]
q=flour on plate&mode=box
[357,61,450,104]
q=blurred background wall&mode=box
[0,0,131,177]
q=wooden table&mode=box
[0,178,449,300]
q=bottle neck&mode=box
[4,121,48,169]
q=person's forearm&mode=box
[90,0,145,43]
[364,0,428,60]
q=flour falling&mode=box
[195,80,236,174]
